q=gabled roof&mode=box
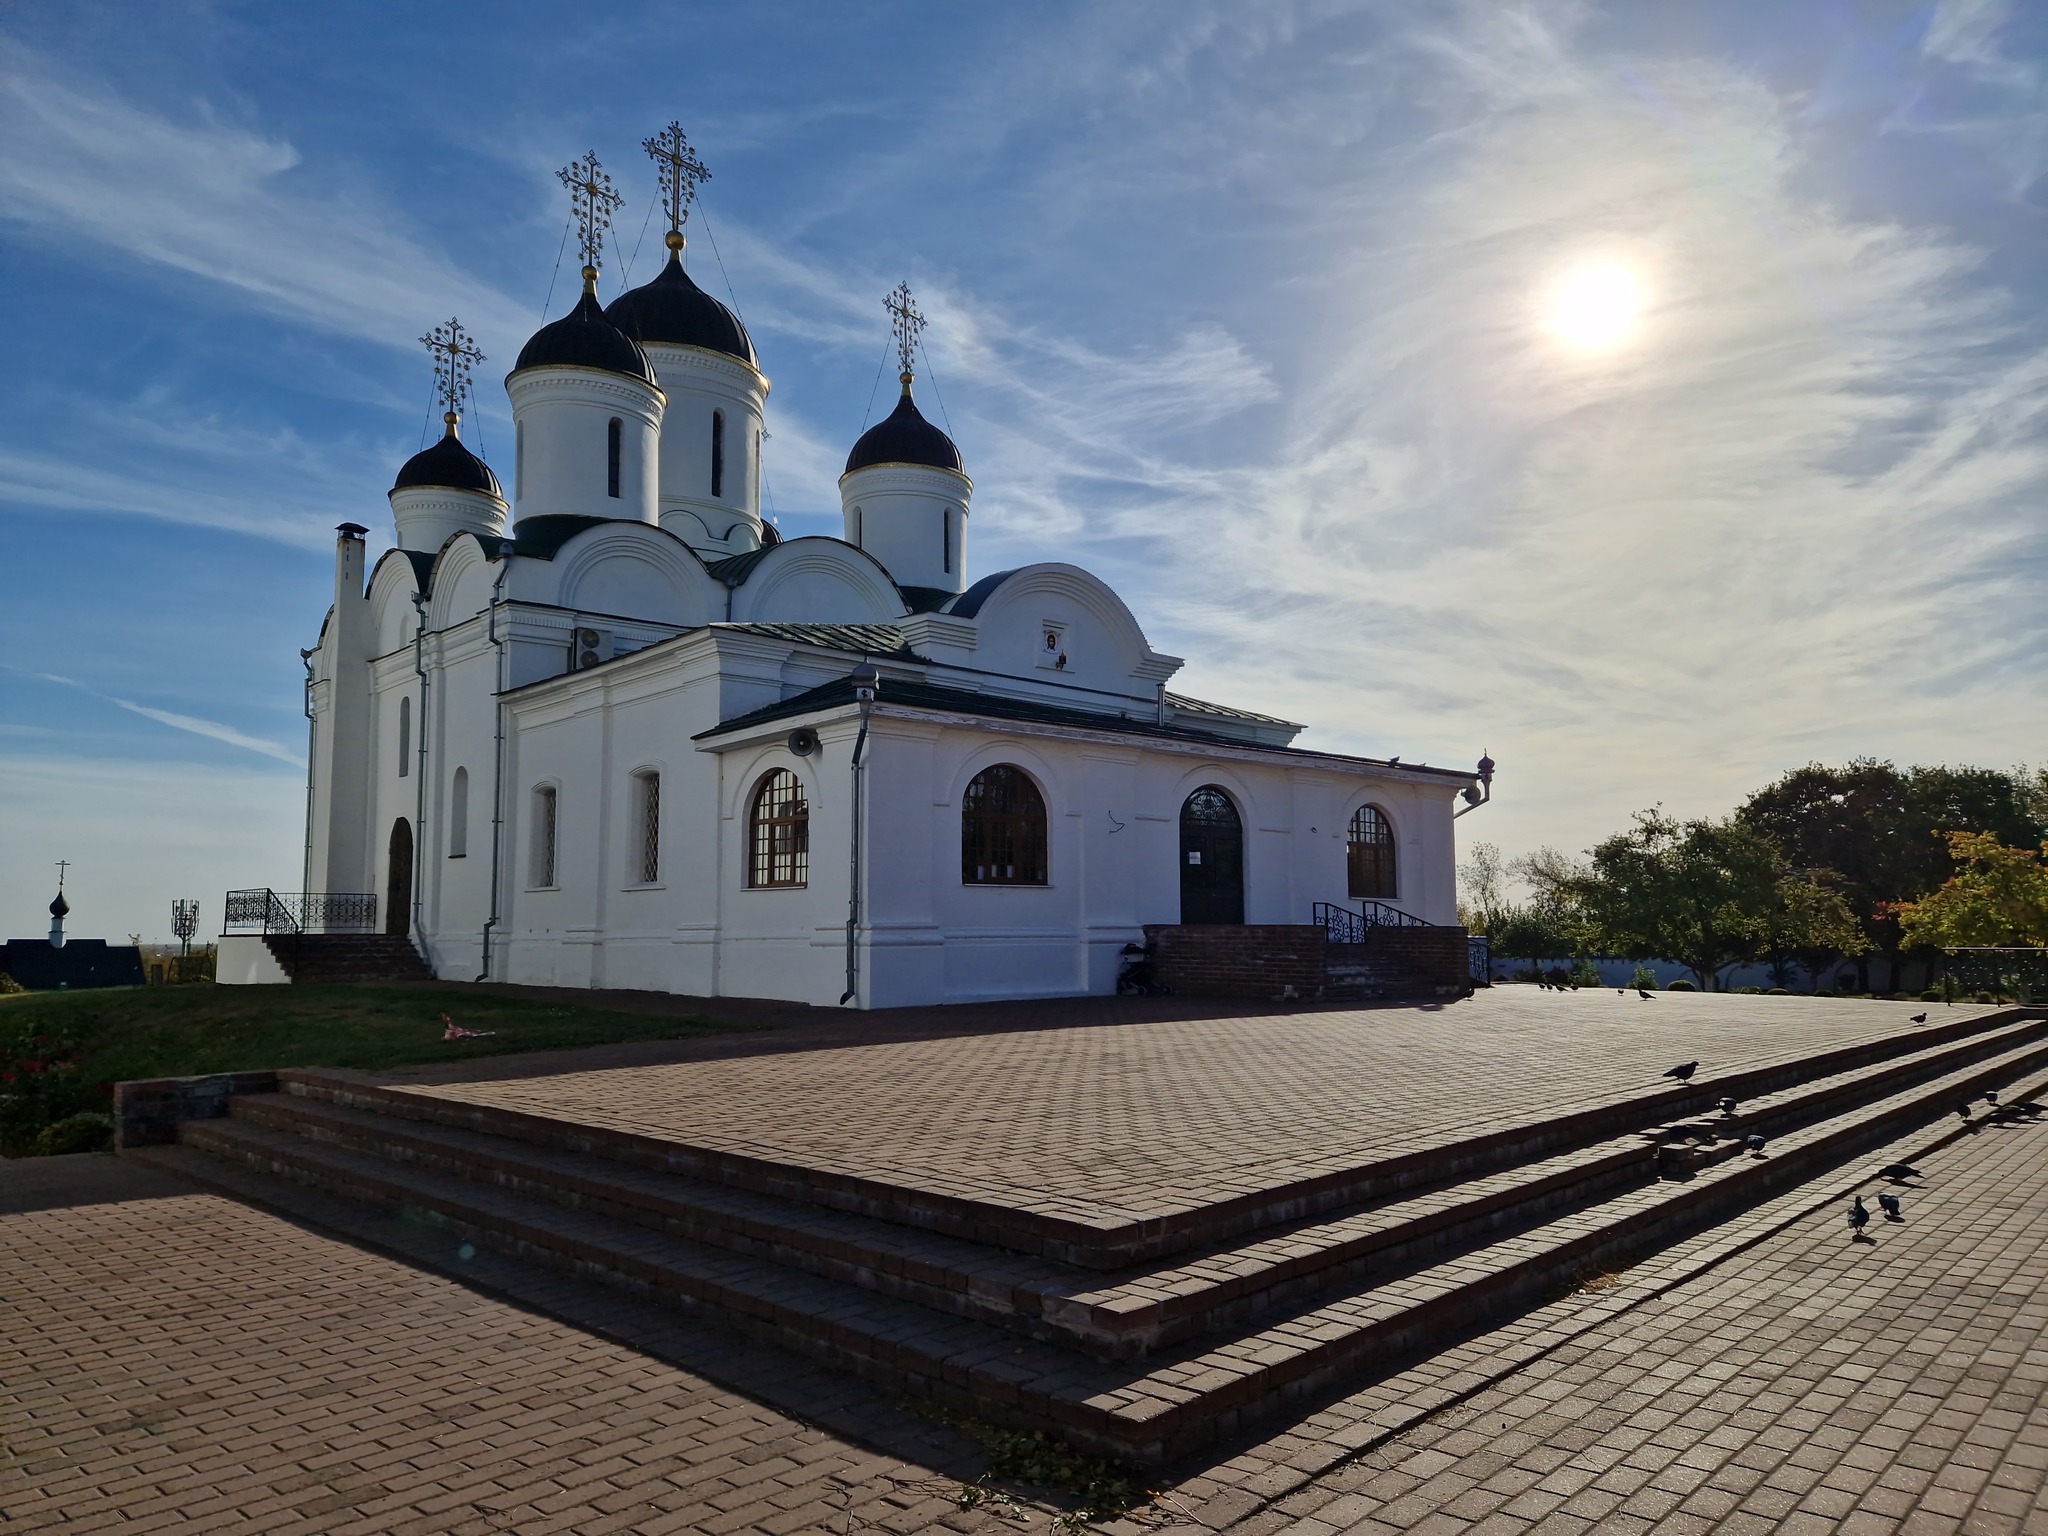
[719,621,923,656]
[1163,691,1297,729]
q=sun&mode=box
[1548,262,1643,352]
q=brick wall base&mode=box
[1142,923,1473,1001]
[1357,927,1471,992]
[114,1071,277,1150]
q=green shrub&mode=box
[1920,989,1944,1002]
[1631,965,1657,992]
[32,1112,114,1156]
[1734,985,1763,994]
[1765,987,1789,995]
[1667,978,1697,991]
[0,973,25,996]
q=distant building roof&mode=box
[0,939,145,991]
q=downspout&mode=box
[839,663,878,1005]
[476,558,512,981]
[299,647,317,898]
[410,590,432,968]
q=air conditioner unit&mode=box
[569,626,611,671]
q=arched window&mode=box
[632,769,661,884]
[515,420,525,499]
[851,505,863,546]
[748,768,807,887]
[1348,804,1397,899]
[397,695,411,778]
[711,410,726,498]
[606,417,622,499]
[962,764,1048,885]
[942,509,952,574]
[448,766,469,858]
[532,785,558,888]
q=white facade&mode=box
[282,192,1482,1009]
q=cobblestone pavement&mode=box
[393,993,1997,1227]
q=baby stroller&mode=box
[1116,941,1171,996]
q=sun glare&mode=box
[1549,263,1643,352]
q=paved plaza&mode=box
[388,992,1997,1230]
[3,992,2045,1533]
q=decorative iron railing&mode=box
[223,889,378,936]
[1468,934,1491,984]
[1942,947,2047,1005]
[1312,900,1437,945]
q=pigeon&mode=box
[1910,1013,1928,1024]
[1986,1089,2000,1104]
[1663,1061,1699,1083]
[1877,1193,1903,1222]
[1958,1101,1974,1122]
[1878,1163,1920,1183]
[1617,988,1626,996]
[1638,988,1655,1000]
[1848,1196,1870,1238]
[1716,1096,1738,1118]
[1745,1133,1767,1158]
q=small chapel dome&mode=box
[845,380,961,474]
[393,419,502,497]
[605,239,756,366]
[514,283,655,383]
[49,891,69,919]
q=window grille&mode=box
[449,766,469,858]
[635,771,661,884]
[397,696,411,777]
[711,410,726,498]
[943,509,952,573]
[533,785,558,888]
[1347,804,1397,899]
[606,417,622,498]
[961,764,1048,885]
[748,769,808,887]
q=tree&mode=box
[1456,842,1510,936]
[1573,811,1793,991]
[1756,873,1868,992]
[1894,833,2048,949]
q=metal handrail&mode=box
[223,889,377,936]
[1312,900,1437,944]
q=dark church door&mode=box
[1179,786,1244,925]
[386,818,413,937]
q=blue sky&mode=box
[3,0,2044,943]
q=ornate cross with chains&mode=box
[417,317,485,426]
[886,282,925,378]
[54,859,69,888]
[556,151,624,274]
[643,122,710,236]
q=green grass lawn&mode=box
[0,986,751,1156]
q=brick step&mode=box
[143,1034,2048,1467]
[249,1013,2047,1362]
[276,1007,2041,1269]
[263,933,432,985]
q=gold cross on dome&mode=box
[556,151,624,276]
[643,122,710,237]
[886,282,925,380]
[418,317,485,429]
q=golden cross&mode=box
[418,317,485,430]
[886,282,925,380]
[643,122,710,237]
[556,151,624,277]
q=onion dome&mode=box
[49,891,69,919]
[514,272,655,383]
[393,416,502,497]
[846,376,961,474]
[605,234,756,365]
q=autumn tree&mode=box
[1894,833,2048,949]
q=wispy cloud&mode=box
[33,673,303,766]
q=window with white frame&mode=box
[632,770,660,884]
[449,766,469,858]
[532,785,558,888]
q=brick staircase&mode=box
[123,1008,2048,1468]
[1322,943,1429,1001]
[261,933,434,985]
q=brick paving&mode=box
[391,993,1996,1229]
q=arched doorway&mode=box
[386,817,413,936]
[1179,786,1244,925]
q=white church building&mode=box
[222,135,1486,1008]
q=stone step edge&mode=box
[178,1029,2048,1468]
[1180,1060,2048,1524]
[275,1006,2036,1270]
[230,1089,1655,1362]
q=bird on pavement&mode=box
[1958,1101,1977,1129]
[1877,1193,1903,1222]
[1745,1133,1767,1158]
[1849,1196,1871,1240]
[1910,1012,1927,1023]
[1617,987,1625,996]
[1663,1061,1699,1083]
[1986,1089,1999,1104]
[1715,1096,1737,1117]
[1638,988,1655,1000]
[1878,1163,1921,1183]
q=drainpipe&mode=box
[839,662,878,1005]
[299,647,317,898]
[410,590,433,968]
[476,558,512,981]
[1452,753,1497,819]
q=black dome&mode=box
[605,249,756,366]
[845,385,962,474]
[514,287,655,383]
[393,426,502,497]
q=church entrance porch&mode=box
[385,818,412,937]
[1178,785,1244,925]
